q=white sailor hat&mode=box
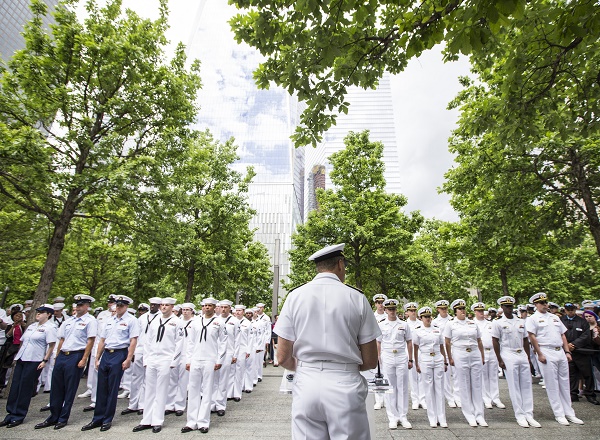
[161,297,177,305]
[94,307,104,312]
[383,299,399,308]
[435,300,449,308]
[53,296,65,303]
[107,294,117,302]
[203,297,218,306]
[582,300,595,309]
[529,292,548,304]
[450,299,467,309]
[173,305,181,311]
[526,303,535,309]
[418,306,433,317]
[113,295,133,305]
[36,304,54,313]
[138,303,150,310]
[255,302,265,308]
[517,304,527,312]
[127,308,136,314]
[148,297,162,305]
[471,302,486,312]
[181,303,195,310]
[308,243,345,263]
[373,293,388,302]
[548,302,559,308]
[9,304,23,312]
[248,307,257,313]
[53,302,65,310]
[234,304,246,310]
[487,307,498,313]
[74,294,95,304]
[219,300,233,307]
[403,302,418,311]
[24,300,33,306]
[497,296,515,306]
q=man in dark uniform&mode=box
[561,302,599,405]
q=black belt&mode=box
[106,348,128,353]
[61,350,85,356]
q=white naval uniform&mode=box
[373,311,387,408]
[275,272,381,440]
[254,313,270,381]
[141,314,183,427]
[243,318,257,392]
[377,318,412,425]
[39,314,67,392]
[413,324,446,426]
[88,309,112,406]
[406,318,426,408]
[251,318,264,385]
[432,314,455,405]
[128,311,159,411]
[185,315,227,430]
[444,318,485,425]
[212,314,240,411]
[491,315,534,421]
[233,316,253,398]
[475,317,501,406]
[525,311,575,418]
[166,316,195,412]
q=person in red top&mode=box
[0,311,26,389]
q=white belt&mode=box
[297,360,359,371]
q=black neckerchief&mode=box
[145,313,158,334]
[200,316,216,342]
[184,320,193,337]
[156,317,172,342]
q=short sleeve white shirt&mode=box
[15,321,57,362]
[525,311,566,346]
[443,318,481,347]
[59,313,97,351]
[491,315,527,350]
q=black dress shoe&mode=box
[6,420,22,428]
[133,424,152,432]
[81,421,102,431]
[83,405,95,412]
[54,422,67,430]
[0,420,10,427]
[35,420,56,429]
[121,408,138,415]
[233,397,241,402]
[199,427,209,433]
[164,409,175,415]
[258,378,262,382]
[181,426,194,433]
[586,395,600,405]
[152,426,162,433]
[571,395,580,402]
[40,406,51,412]
[137,409,144,415]
[244,390,252,394]
[175,410,184,416]
[100,423,111,431]
[216,410,225,417]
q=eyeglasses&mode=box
[374,300,384,304]
[537,301,548,305]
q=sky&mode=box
[89,0,471,222]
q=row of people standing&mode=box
[371,292,586,430]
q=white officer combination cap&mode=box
[127,308,136,314]
[529,292,548,304]
[487,308,497,313]
[219,300,233,307]
[94,307,104,312]
[53,303,65,310]
[74,294,95,304]
[181,303,195,310]
[373,293,388,302]
[113,295,133,305]
[308,243,345,262]
[403,302,418,311]
[53,296,65,303]
[234,304,246,310]
[148,297,162,305]
[548,302,559,308]
[471,302,486,312]
[517,304,527,312]
[383,299,399,308]
[161,297,177,305]
[107,294,117,302]
[435,300,449,308]
[418,306,433,317]
[138,303,150,310]
[203,297,218,306]
[450,299,466,309]
[9,304,23,312]
[36,304,54,313]
[497,296,515,306]
[582,300,594,309]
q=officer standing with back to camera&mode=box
[275,243,380,440]
[82,295,139,432]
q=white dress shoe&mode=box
[565,415,583,425]
[526,417,541,428]
[494,401,506,409]
[117,390,130,399]
[456,401,462,407]
[555,416,570,426]
[412,402,419,410]
[78,390,92,398]
[477,418,488,427]
[374,402,383,410]
[421,403,427,409]
[468,420,478,427]
[400,419,412,429]
[516,417,529,428]
[485,402,493,409]
[388,420,397,429]
[430,423,437,428]
[439,422,448,428]
[448,400,457,408]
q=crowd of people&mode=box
[0,294,276,433]
[370,292,600,430]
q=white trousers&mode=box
[88,352,98,404]
[232,355,247,398]
[128,352,145,410]
[212,353,232,411]
[482,348,500,405]
[186,360,215,429]
[381,356,409,422]
[39,349,56,391]
[501,349,533,419]
[166,363,188,411]
[254,350,264,382]
[420,357,446,425]
[443,364,455,404]
[452,365,461,405]
[120,364,132,391]
[408,352,426,406]
[453,348,484,424]
[141,364,172,426]
[245,352,256,391]
[292,364,370,440]
[537,347,574,418]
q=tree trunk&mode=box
[500,268,509,295]
[572,151,600,257]
[185,259,196,302]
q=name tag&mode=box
[169,322,177,326]
[77,323,87,328]
[38,329,46,332]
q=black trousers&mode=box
[4,360,43,423]
[569,352,596,397]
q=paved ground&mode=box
[1,364,599,439]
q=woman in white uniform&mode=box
[444,299,487,427]
[413,306,448,428]
[377,299,413,430]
